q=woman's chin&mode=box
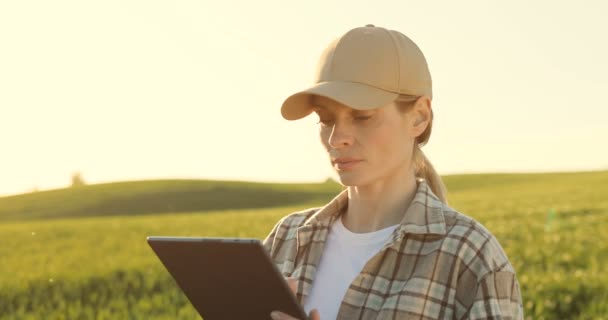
[335,172,368,187]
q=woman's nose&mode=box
[327,122,354,148]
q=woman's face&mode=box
[312,95,429,187]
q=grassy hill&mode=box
[0,170,607,319]
[0,179,342,222]
[2,170,605,222]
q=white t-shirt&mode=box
[303,215,400,320]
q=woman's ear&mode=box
[409,96,432,137]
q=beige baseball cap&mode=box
[281,24,432,120]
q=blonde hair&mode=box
[395,94,449,205]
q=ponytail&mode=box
[396,94,449,205]
[413,146,448,205]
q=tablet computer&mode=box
[147,236,308,320]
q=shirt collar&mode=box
[302,178,447,236]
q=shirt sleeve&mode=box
[461,270,524,320]
[261,217,284,256]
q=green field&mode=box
[1,171,607,319]
[0,179,341,222]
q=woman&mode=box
[264,24,523,320]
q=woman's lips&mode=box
[333,159,363,170]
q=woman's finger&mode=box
[285,277,297,295]
[272,279,320,319]
[270,310,298,320]
[269,309,321,320]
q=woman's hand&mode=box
[270,277,320,320]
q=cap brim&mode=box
[280,81,399,120]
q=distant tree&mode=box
[71,172,86,187]
[323,177,339,184]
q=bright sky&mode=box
[1,0,607,197]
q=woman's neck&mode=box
[341,171,419,233]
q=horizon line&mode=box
[1,167,606,199]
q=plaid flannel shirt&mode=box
[262,178,523,319]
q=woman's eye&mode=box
[354,116,372,121]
